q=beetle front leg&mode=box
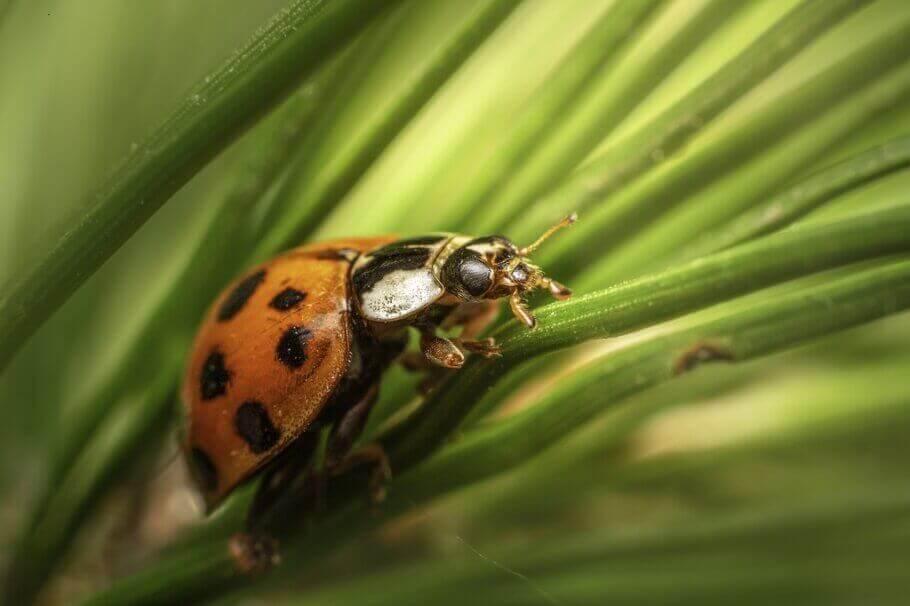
[418,326,465,369]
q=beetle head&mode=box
[440,213,576,328]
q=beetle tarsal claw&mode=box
[457,337,502,358]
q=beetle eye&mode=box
[459,258,494,297]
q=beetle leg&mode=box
[325,384,379,463]
[443,300,503,359]
[328,443,392,504]
[442,300,499,336]
[324,385,391,504]
[456,337,502,358]
[247,431,321,528]
[509,294,537,329]
[397,348,450,394]
[399,350,434,371]
[419,327,465,369]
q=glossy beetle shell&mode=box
[182,236,393,507]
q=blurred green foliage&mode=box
[1,1,909,605]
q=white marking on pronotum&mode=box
[359,268,443,322]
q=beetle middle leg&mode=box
[324,384,391,503]
[249,384,391,529]
[414,301,502,369]
[247,430,321,527]
[447,300,502,358]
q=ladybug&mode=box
[181,214,576,519]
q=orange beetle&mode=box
[181,216,576,521]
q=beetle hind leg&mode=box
[247,430,321,528]
[327,443,392,503]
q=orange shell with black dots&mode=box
[181,236,394,507]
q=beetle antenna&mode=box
[518,213,577,256]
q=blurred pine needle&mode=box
[1,1,909,605]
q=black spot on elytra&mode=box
[352,244,431,293]
[217,269,266,321]
[235,401,280,454]
[189,448,218,492]
[269,288,307,311]
[276,325,312,368]
[200,350,230,400]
